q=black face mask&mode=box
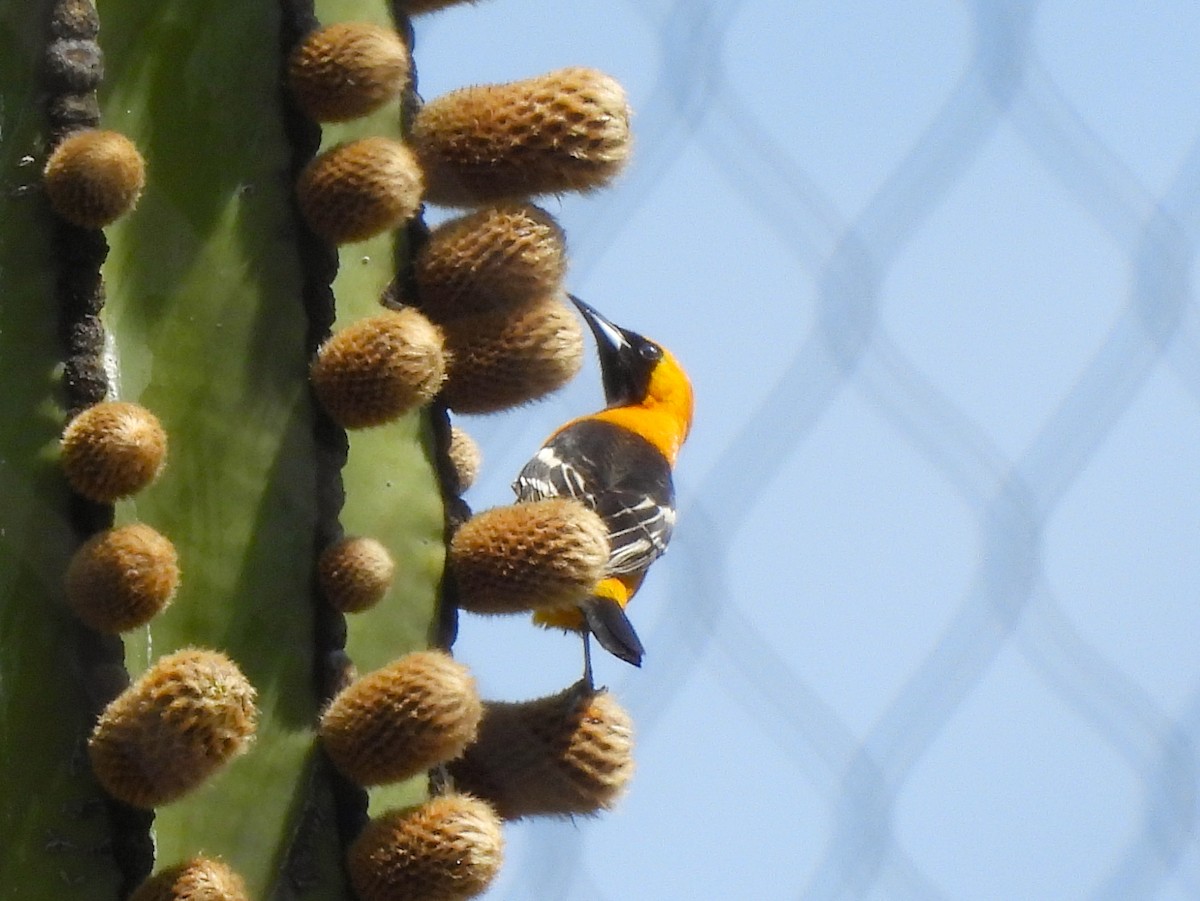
[570,295,663,408]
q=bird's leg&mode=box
[582,631,595,689]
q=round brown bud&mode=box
[348,794,503,901]
[320,650,481,786]
[412,67,630,207]
[415,204,566,321]
[129,857,249,901]
[440,296,583,415]
[311,308,446,428]
[88,648,258,808]
[44,130,145,228]
[66,523,179,632]
[318,535,395,613]
[297,137,424,244]
[446,426,482,493]
[448,684,633,819]
[289,22,409,122]
[450,499,608,615]
[61,401,167,503]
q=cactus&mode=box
[1,1,445,897]
[1,0,642,896]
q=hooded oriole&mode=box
[513,296,694,680]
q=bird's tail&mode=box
[583,597,644,667]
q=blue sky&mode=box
[415,2,1200,898]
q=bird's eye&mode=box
[640,343,663,362]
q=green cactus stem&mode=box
[1,1,445,897]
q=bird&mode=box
[512,295,694,684]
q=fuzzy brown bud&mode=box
[348,794,503,901]
[412,67,630,206]
[318,535,395,613]
[129,857,249,901]
[66,523,179,632]
[440,296,583,414]
[43,129,145,228]
[446,426,482,493]
[415,204,566,321]
[311,308,446,428]
[321,650,481,786]
[289,22,409,122]
[448,684,633,819]
[450,499,608,615]
[61,401,167,503]
[88,649,258,808]
[297,137,424,244]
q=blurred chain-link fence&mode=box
[422,2,1200,897]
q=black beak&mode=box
[569,295,659,407]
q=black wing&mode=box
[514,419,676,576]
